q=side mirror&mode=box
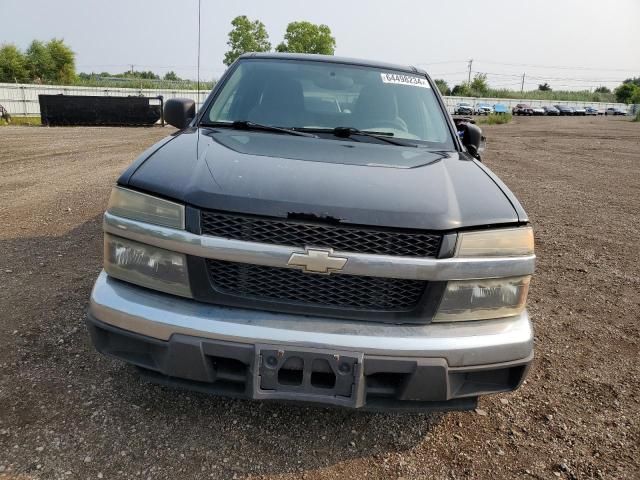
[164,98,196,129]
[456,120,486,161]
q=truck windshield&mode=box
[203,59,454,149]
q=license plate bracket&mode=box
[253,345,364,408]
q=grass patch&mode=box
[482,89,615,103]
[73,78,216,91]
[0,116,42,126]
[477,113,512,125]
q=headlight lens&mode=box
[107,186,185,229]
[433,276,530,322]
[104,233,191,297]
[435,226,534,322]
[456,227,534,257]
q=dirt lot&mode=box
[0,117,638,480]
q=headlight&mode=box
[456,227,534,257]
[435,227,534,322]
[107,186,185,229]
[104,233,191,297]
[433,276,530,322]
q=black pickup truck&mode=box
[87,53,535,411]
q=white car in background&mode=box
[453,102,474,115]
[475,103,493,115]
[532,106,545,116]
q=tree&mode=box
[622,77,640,87]
[433,79,450,96]
[0,44,28,83]
[42,39,75,84]
[451,83,472,97]
[223,16,271,66]
[163,71,180,81]
[127,70,158,80]
[615,82,638,104]
[594,86,610,94]
[469,73,488,95]
[538,82,552,91]
[26,40,54,82]
[276,21,336,55]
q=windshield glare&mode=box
[205,59,454,149]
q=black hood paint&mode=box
[121,128,524,231]
[208,129,444,168]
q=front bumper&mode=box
[88,271,534,411]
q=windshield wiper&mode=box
[201,120,318,138]
[296,127,417,147]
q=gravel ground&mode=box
[0,117,638,480]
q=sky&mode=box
[1,0,639,90]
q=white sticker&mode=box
[380,72,430,88]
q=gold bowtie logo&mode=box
[287,248,348,274]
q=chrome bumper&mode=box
[89,271,534,367]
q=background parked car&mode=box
[543,106,560,116]
[605,107,627,116]
[493,103,509,114]
[554,105,575,116]
[573,106,586,116]
[475,103,493,115]
[532,106,545,116]
[454,102,474,115]
[584,106,599,115]
[512,103,535,115]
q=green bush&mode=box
[477,113,512,125]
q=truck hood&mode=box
[123,128,522,230]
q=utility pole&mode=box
[197,0,201,105]
[521,72,525,93]
[130,64,134,75]
[467,59,473,84]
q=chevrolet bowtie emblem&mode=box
[287,248,348,274]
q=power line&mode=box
[473,71,624,84]
[78,63,200,69]
[523,74,624,83]
[475,59,639,73]
[427,71,468,76]
[415,60,468,66]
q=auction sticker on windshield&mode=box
[380,72,430,88]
